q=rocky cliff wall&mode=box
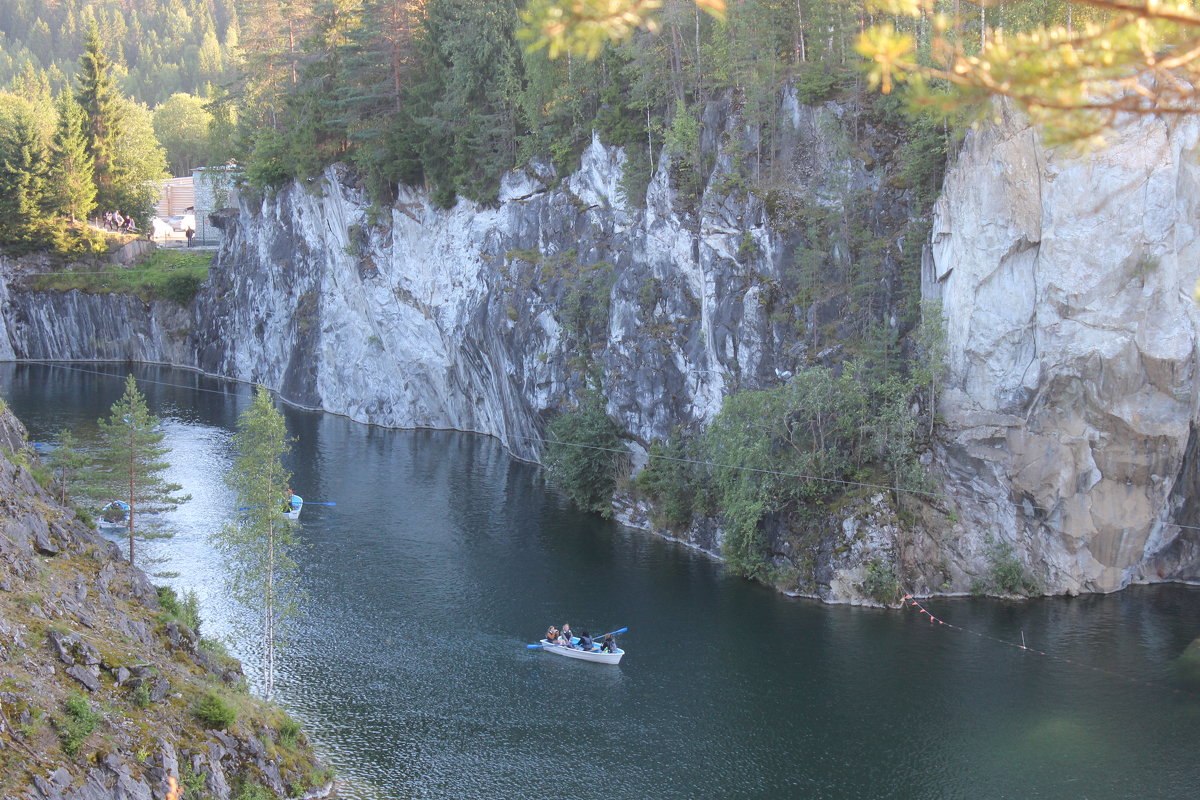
[2,90,904,468]
[3,94,1199,600]
[926,104,1200,594]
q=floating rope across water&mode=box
[901,593,1198,698]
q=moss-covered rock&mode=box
[0,407,332,800]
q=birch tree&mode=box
[213,385,299,700]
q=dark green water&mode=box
[4,362,1199,800]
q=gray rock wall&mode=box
[926,104,1200,594]
[4,94,1199,599]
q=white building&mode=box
[191,165,242,244]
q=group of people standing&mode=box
[545,623,617,653]
[103,210,136,233]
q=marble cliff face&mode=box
[926,106,1200,595]
[2,96,1197,599]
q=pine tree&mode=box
[47,92,96,223]
[93,375,189,566]
[47,429,91,506]
[213,385,300,700]
[75,24,123,212]
[0,109,50,250]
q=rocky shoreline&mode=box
[0,405,332,800]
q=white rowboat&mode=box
[283,496,303,521]
[537,638,624,665]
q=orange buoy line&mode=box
[901,593,1198,698]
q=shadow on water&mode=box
[3,362,1199,800]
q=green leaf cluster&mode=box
[858,1,1200,145]
[970,538,1042,597]
[862,558,902,604]
[54,693,100,758]
[635,432,708,530]
[672,347,940,579]
[193,690,237,729]
[544,390,626,516]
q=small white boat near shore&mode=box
[283,495,302,520]
[98,501,129,526]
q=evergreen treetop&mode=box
[93,375,189,566]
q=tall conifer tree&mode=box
[48,93,96,222]
[0,110,50,249]
[75,24,123,212]
[94,375,189,566]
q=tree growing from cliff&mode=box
[544,390,627,517]
[212,385,299,700]
[47,429,90,506]
[93,375,189,565]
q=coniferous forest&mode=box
[0,1,1112,225]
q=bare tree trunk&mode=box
[265,522,276,699]
[795,0,806,63]
[127,434,135,565]
[669,17,685,103]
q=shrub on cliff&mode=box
[862,558,902,605]
[636,432,707,530]
[194,691,237,728]
[54,693,100,757]
[970,538,1041,597]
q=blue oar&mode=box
[524,626,627,649]
[237,501,336,510]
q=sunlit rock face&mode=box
[4,94,1199,599]
[926,103,1200,593]
[189,93,885,464]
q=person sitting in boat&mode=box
[546,626,559,644]
[577,630,593,651]
[559,623,573,647]
[282,486,301,513]
[100,500,130,523]
[601,634,616,653]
